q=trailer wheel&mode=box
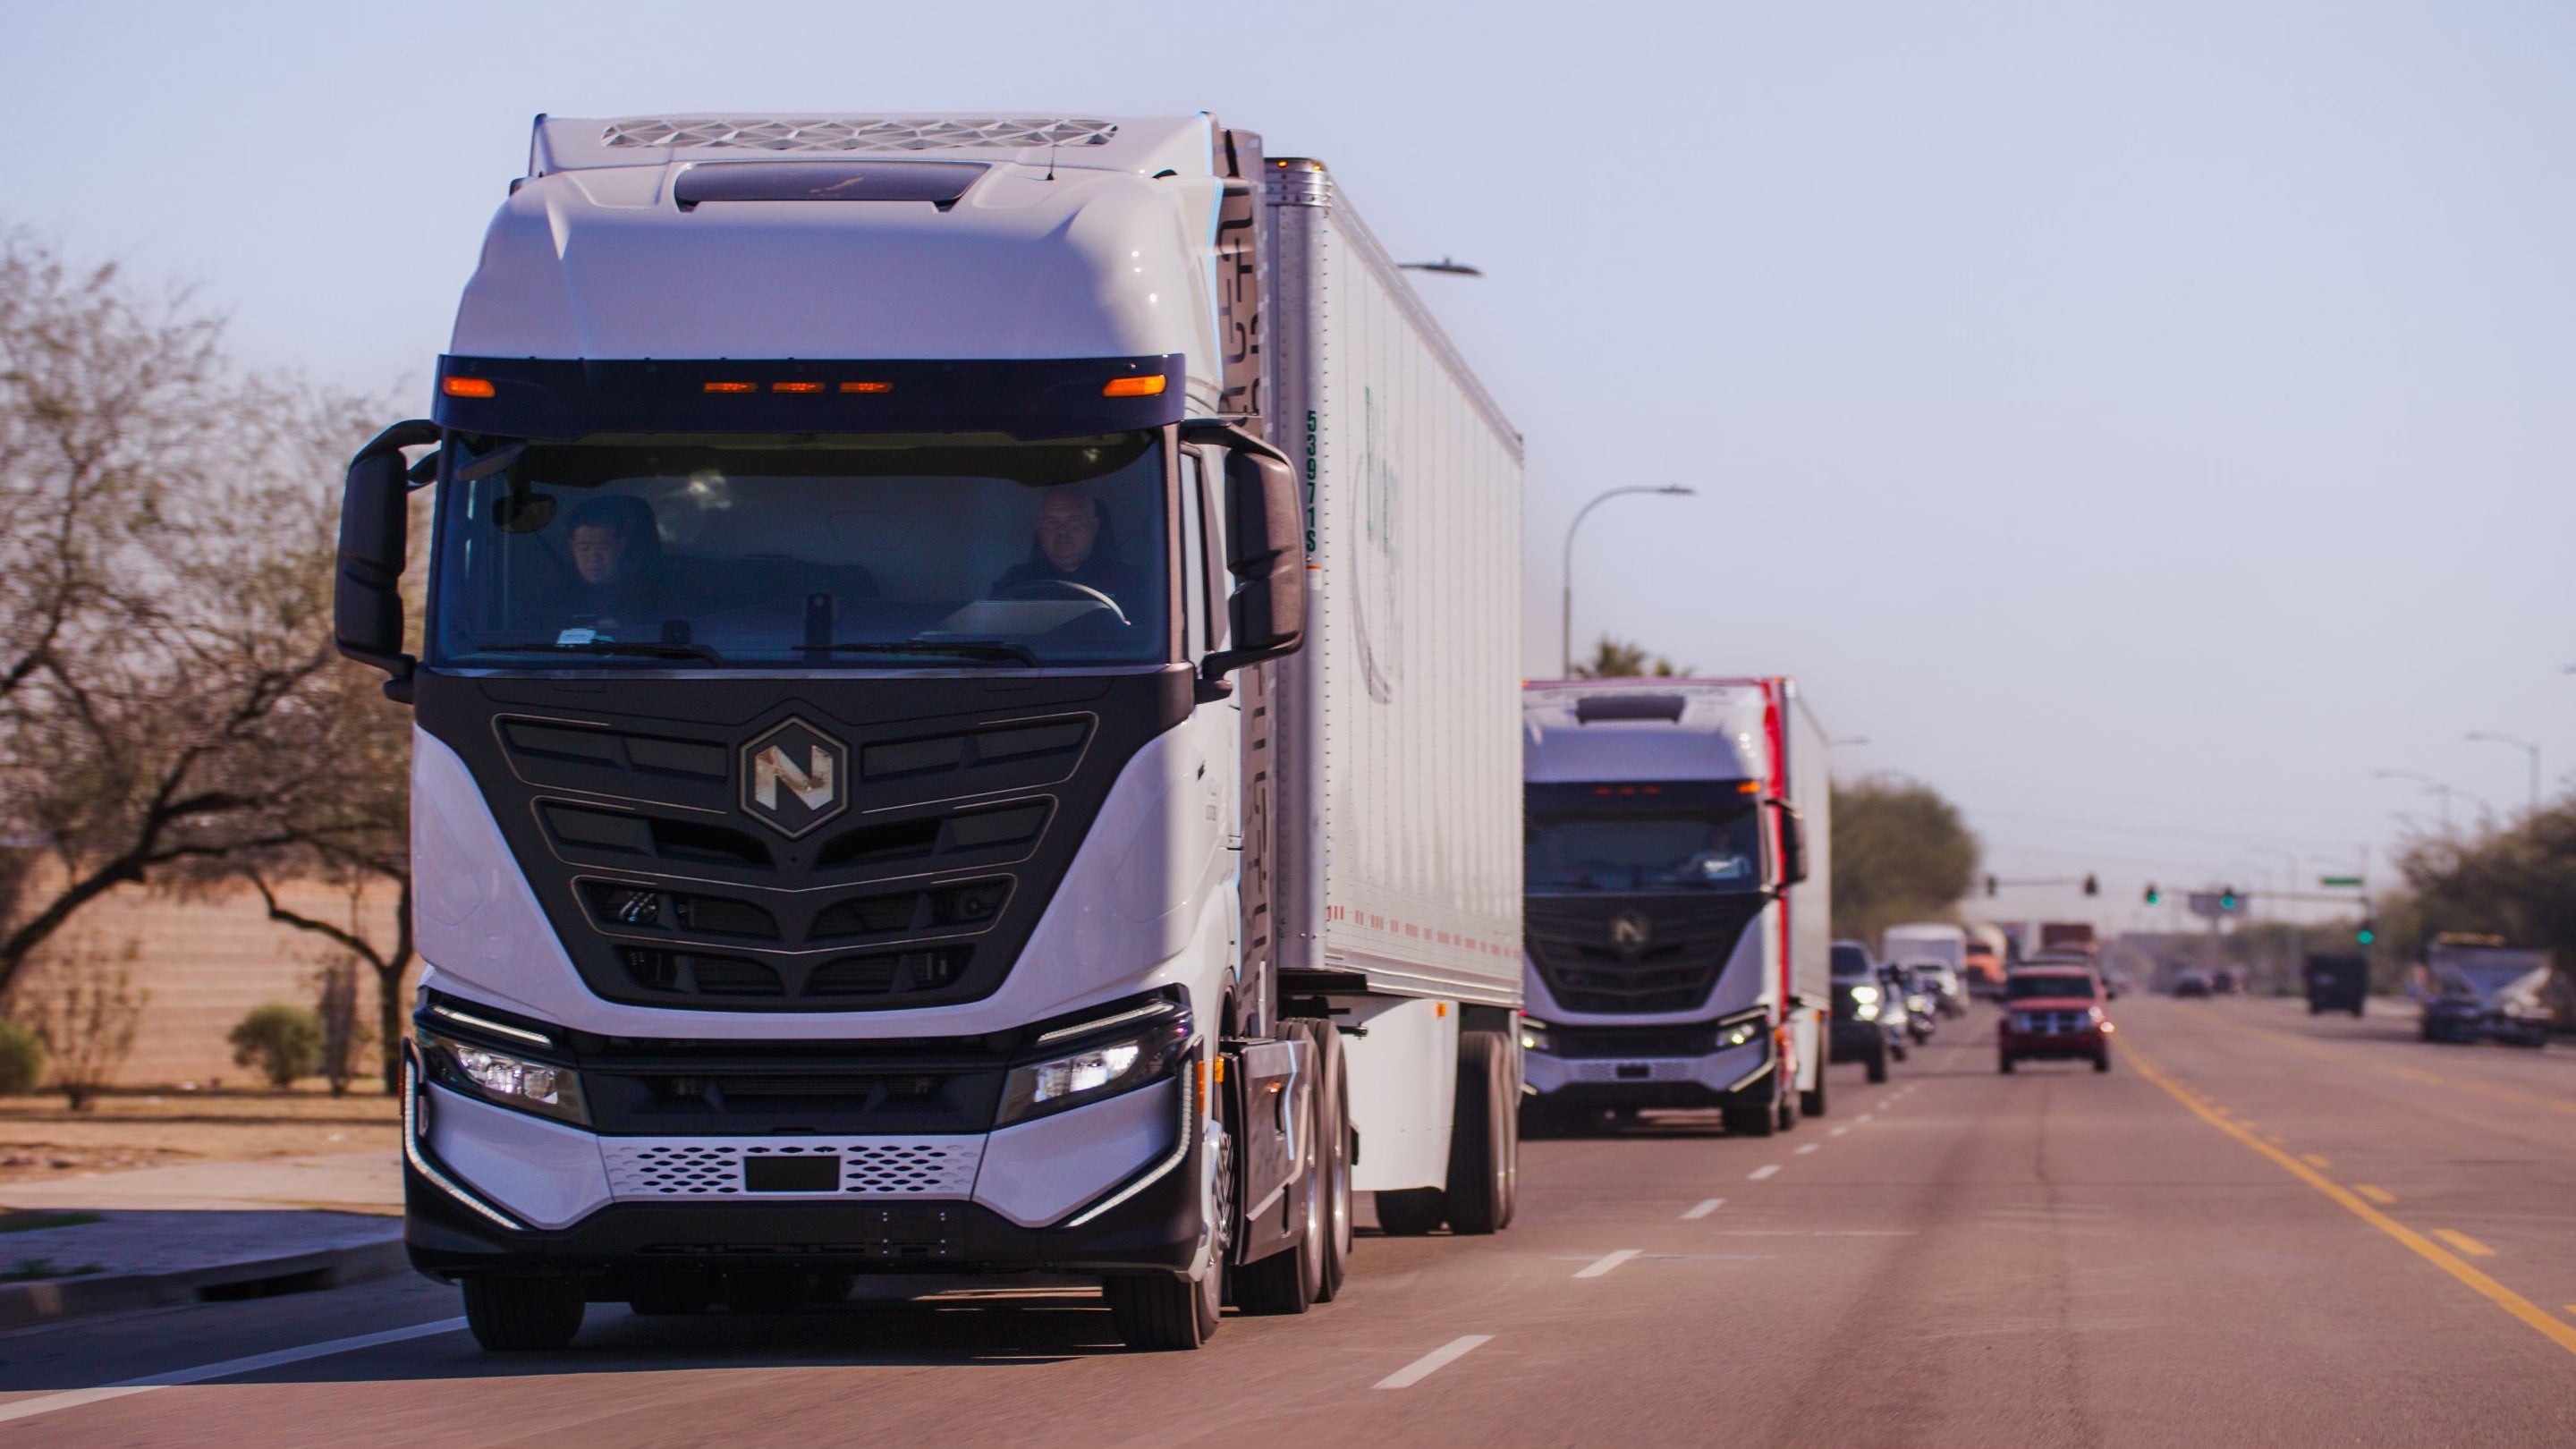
[1442,1030,1512,1235]
[462,1275,584,1352]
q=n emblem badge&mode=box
[1607,911,1654,956]
[740,717,849,839]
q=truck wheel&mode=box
[1237,1023,1332,1315]
[1302,1021,1354,1301]
[1776,1078,1800,1133]
[1866,1045,1889,1084]
[1104,1268,1219,1350]
[1374,1187,1446,1236]
[2093,1050,2111,1073]
[1801,1058,1829,1121]
[1443,1030,1512,1235]
[1998,1055,2015,1074]
[1722,1091,1776,1138]
[462,1275,585,1352]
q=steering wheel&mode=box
[996,578,1130,627]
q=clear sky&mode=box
[10,0,2571,928]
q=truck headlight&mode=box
[421,1030,588,1126]
[1520,1016,1553,1053]
[997,1010,1190,1127]
[1716,1019,1760,1049]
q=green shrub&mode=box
[228,1003,323,1088]
[0,1021,43,1096]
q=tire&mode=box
[1892,1040,1910,1063]
[1801,1055,1829,1121]
[1777,1075,1800,1133]
[1236,1023,1330,1316]
[1306,1021,1355,1301]
[1865,1045,1888,1084]
[1443,1030,1513,1236]
[1723,1089,1776,1138]
[1105,1268,1218,1351]
[2092,1050,2111,1073]
[462,1275,585,1352]
[1374,1187,1446,1236]
[1998,1054,2015,1075]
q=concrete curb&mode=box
[0,1236,411,1331]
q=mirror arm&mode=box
[1176,419,1293,470]
[1194,639,1301,704]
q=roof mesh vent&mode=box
[1574,693,1688,724]
[603,117,1120,153]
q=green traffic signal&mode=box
[2356,921,2377,945]
[2143,883,2161,905]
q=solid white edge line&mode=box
[1681,1197,1724,1219]
[1374,1334,1495,1389]
[1572,1249,1641,1279]
[1749,1164,1781,1181]
[0,1318,469,1426]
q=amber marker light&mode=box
[839,381,894,394]
[771,380,824,394]
[1102,375,1167,397]
[441,377,496,398]
[702,381,756,394]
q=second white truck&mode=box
[1517,677,1832,1135]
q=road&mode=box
[4,996,2572,1447]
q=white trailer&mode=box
[333,114,1521,1352]
[1517,678,1834,1134]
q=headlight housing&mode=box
[420,1030,588,1126]
[1520,1015,1553,1053]
[997,1004,1191,1127]
[1716,1018,1761,1049]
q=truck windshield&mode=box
[1523,783,1763,892]
[430,432,1167,668]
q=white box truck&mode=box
[333,113,1523,1352]
[1517,678,1832,1134]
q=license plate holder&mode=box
[744,1155,840,1192]
[1614,1063,1651,1080]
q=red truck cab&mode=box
[1997,968,2112,1073]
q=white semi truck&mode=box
[333,113,1524,1352]
[1517,678,1832,1135]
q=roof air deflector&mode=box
[674,161,987,211]
[1575,694,1687,724]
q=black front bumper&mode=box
[404,1137,1204,1285]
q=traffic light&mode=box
[2082,873,2099,897]
[2219,886,2239,911]
[2356,919,2377,946]
[2143,883,2161,905]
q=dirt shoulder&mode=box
[0,1087,399,1184]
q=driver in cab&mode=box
[988,483,1145,615]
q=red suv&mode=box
[1998,968,2111,1073]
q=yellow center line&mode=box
[2122,1038,2576,1360]
[2300,1154,2332,1169]
[2433,1229,2497,1258]
[2354,1184,2397,1205]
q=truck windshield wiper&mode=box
[795,640,1038,666]
[477,639,727,665]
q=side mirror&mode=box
[1195,444,1307,700]
[336,419,441,702]
[1770,801,1810,887]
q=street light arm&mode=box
[1560,485,1696,676]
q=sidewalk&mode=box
[0,1152,407,1329]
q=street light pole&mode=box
[1561,485,1695,676]
[2465,731,2541,816]
[2374,768,2455,832]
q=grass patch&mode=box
[0,1210,103,1234]
[4,1257,104,1281]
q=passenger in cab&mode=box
[989,482,1145,616]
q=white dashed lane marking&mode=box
[1375,1335,1496,1389]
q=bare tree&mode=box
[11,931,148,1111]
[0,233,381,1000]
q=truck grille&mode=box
[2009,1011,2092,1035]
[601,1137,985,1199]
[1525,895,1768,1013]
[1546,1023,1726,1058]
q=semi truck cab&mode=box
[1516,680,1831,1137]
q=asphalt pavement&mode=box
[2,996,2571,1447]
